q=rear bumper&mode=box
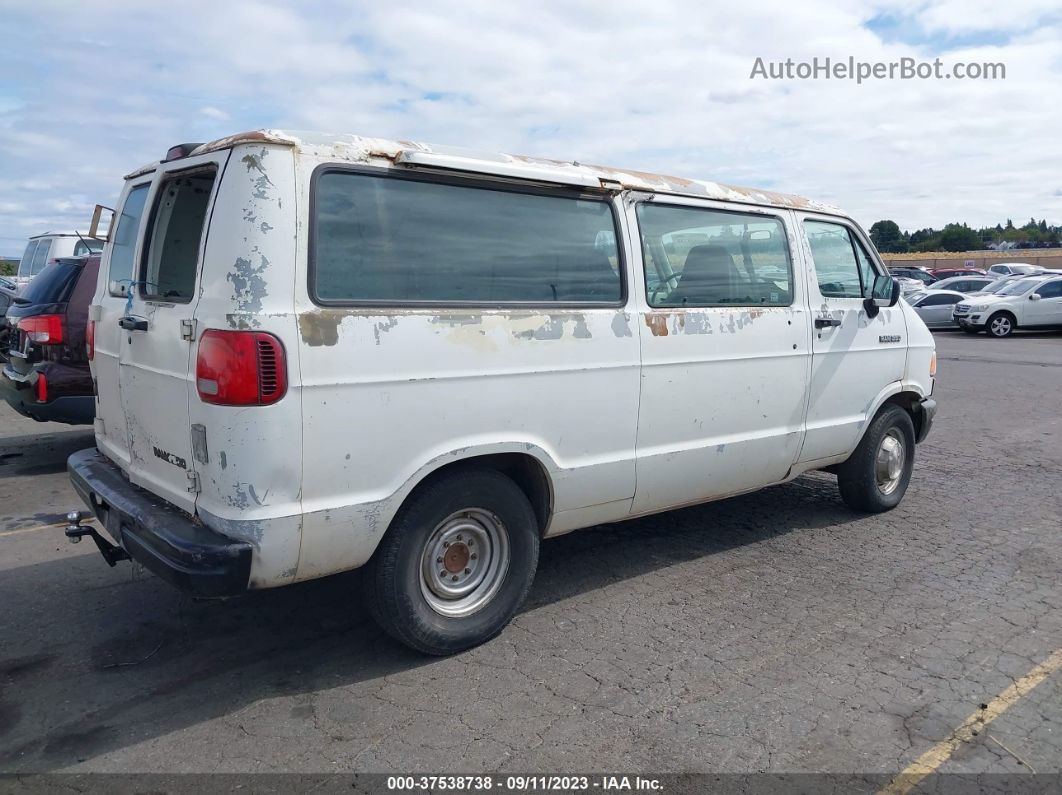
[915,397,936,444]
[68,448,251,597]
[1,362,94,424]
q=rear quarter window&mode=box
[311,170,623,305]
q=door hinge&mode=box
[180,318,198,341]
[186,470,201,493]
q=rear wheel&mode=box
[363,468,539,655]
[836,405,916,513]
[987,312,1015,338]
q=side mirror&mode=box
[1030,293,1041,301]
[864,275,900,318]
[88,204,115,241]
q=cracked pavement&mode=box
[0,331,1059,775]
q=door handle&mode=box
[814,317,842,329]
[118,316,148,332]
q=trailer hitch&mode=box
[65,511,130,567]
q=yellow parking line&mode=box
[0,520,73,538]
[880,647,1062,795]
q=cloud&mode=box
[199,106,232,121]
[0,0,1059,253]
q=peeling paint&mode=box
[611,312,632,338]
[227,254,269,317]
[372,316,399,345]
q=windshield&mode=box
[998,278,1040,296]
[982,278,1011,292]
[73,239,104,256]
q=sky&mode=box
[0,0,1060,255]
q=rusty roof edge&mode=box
[122,128,846,215]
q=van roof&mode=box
[28,231,87,240]
[127,129,844,216]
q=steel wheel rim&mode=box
[875,429,906,495]
[991,316,1011,336]
[420,508,510,618]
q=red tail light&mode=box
[36,372,48,403]
[86,320,95,360]
[18,314,64,344]
[196,330,286,406]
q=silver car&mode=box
[908,289,966,328]
[928,275,996,294]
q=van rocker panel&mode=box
[68,447,251,597]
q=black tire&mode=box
[986,311,1016,338]
[362,467,539,655]
[836,404,916,513]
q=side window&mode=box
[108,183,150,295]
[313,171,621,304]
[922,294,960,306]
[142,168,217,302]
[1035,281,1062,299]
[804,220,883,299]
[636,203,792,307]
[17,240,39,278]
[29,239,52,275]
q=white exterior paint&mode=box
[88,130,936,590]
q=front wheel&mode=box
[987,312,1015,338]
[836,405,916,513]
[362,468,540,655]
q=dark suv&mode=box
[0,255,98,424]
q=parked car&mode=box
[889,266,937,285]
[0,255,98,424]
[0,280,17,320]
[13,232,104,291]
[908,290,966,328]
[986,262,1043,278]
[953,275,1062,337]
[894,276,925,295]
[927,275,996,293]
[67,130,936,655]
[928,267,987,279]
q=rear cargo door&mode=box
[116,151,230,512]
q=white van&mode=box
[69,131,937,655]
[15,231,104,290]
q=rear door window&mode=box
[141,168,217,302]
[108,183,150,295]
[312,171,622,305]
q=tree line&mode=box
[869,218,1061,253]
